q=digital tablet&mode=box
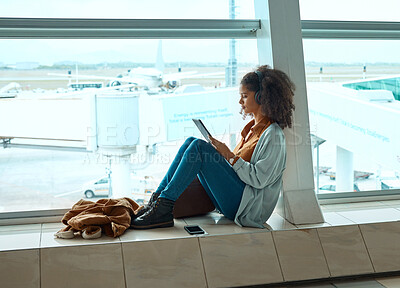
[192,118,212,142]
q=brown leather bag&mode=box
[172,176,215,218]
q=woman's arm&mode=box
[209,136,235,160]
[232,129,286,189]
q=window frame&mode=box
[302,20,400,202]
[0,17,260,221]
[1,17,400,220]
[0,18,260,39]
[301,20,400,39]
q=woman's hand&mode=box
[209,136,235,160]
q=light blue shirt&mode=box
[233,123,286,228]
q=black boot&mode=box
[132,191,161,220]
[131,197,175,229]
[148,191,161,206]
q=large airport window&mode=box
[303,39,400,195]
[0,38,257,213]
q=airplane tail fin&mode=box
[155,40,165,72]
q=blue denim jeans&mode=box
[157,137,245,220]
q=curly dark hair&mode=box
[240,65,295,129]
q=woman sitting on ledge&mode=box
[131,65,295,229]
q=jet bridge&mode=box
[307,82,400,192]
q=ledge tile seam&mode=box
[315,228,333,278]
[3,225,400,288]
[357,224,377,273]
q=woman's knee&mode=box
[184,137,197,145]
[190,138,212,153]
[184,139,209,157]
[191,139,225,162]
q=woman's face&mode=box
[239,84,260,114]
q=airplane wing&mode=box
[163,70,244,81]
[98,83,140,91]
[191,70,247,78]
[48,73,138,85]
[177,71,225,78]
[164,69,248,81]
[162,71,198,81]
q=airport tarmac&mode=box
[1,64,398,213]
[0,136,387,214]
[0,141,182,213]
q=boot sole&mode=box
[131,220,174,230]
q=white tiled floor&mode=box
[120,219,192,242]
[321,201,388,212]
[317,225,374,277]
[0,229,41,251]
[41,222,65,230]
[280,276,400,287]
[184,211,267,235]
[375,276,400,287]
[336,207,400,224]
[273,228,330,282]
[40,227,121,248]
[41,243,126,288]
[359,221,400,273]
[0,249,40,288]
[266,213,297,230]
[122,238,206,288]
[0,199,399,252]
[0,223,41,232]
[0,200,400,288]
[322,211,356,226]
[200,232,283,287]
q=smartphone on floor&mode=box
[184,225,206,235]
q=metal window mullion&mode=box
[302,20,400,39]
[303,30,400,39]
[0,29,257,39]
[0,18,260,39]
[0,18,260,29]
[302,20,400,31]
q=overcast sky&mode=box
[1,0,400,65]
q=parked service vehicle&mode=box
[380,171,400,190]
[324,169,373,180]
[82,177,110,198]
[82,174,159,200]
[319,184,360,192]
[381,180,400,190]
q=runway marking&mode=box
[54,190,81,198]
[0,180,41,193]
